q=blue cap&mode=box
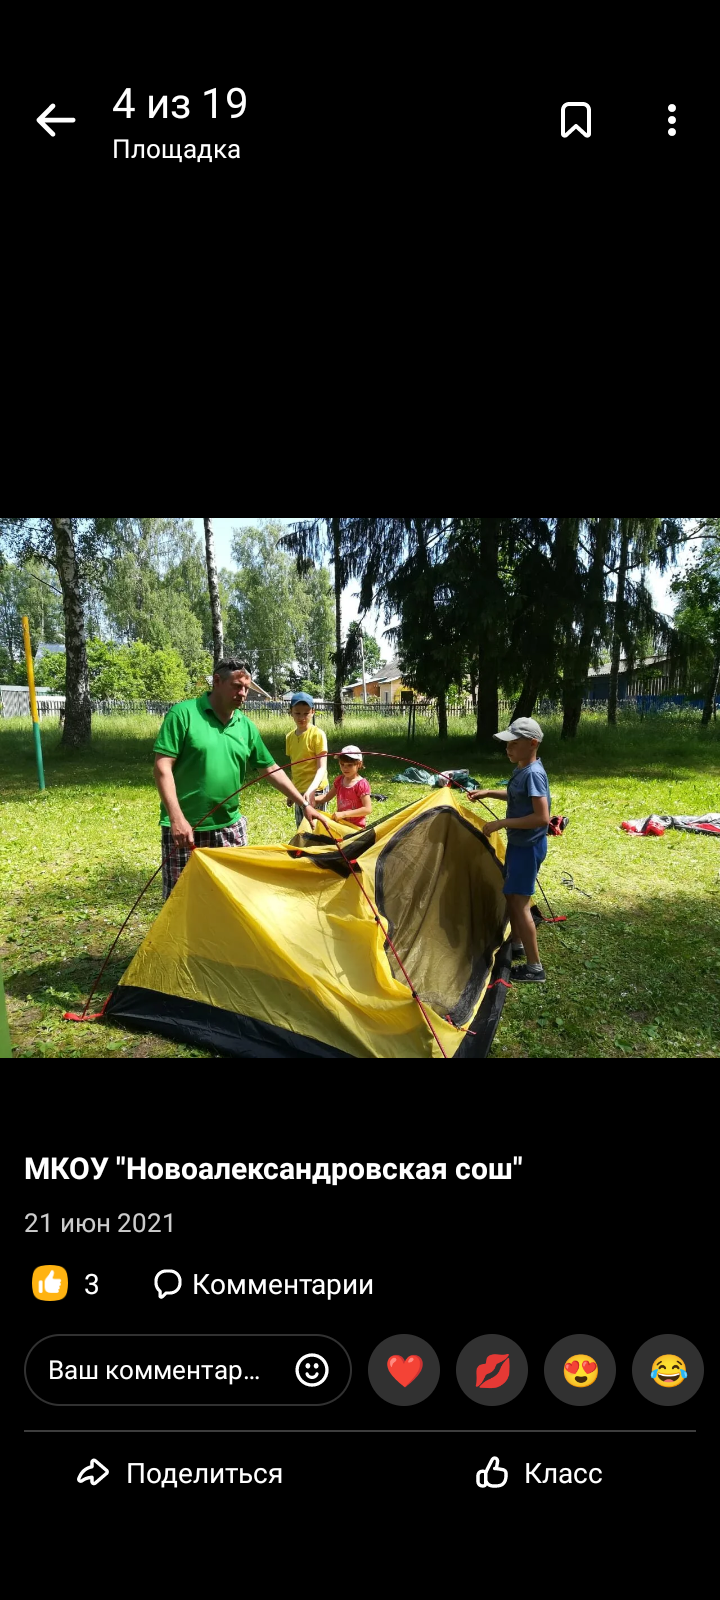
[290,691,314,708]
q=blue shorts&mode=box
[502,836,547,897]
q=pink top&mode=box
[333,775,371,812]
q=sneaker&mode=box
[512,964,546,983]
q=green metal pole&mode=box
[22,614,46,791]
[0,963,11,1059]
[32,721,46,788]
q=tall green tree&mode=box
[100,519,213,684]
[203,517,224,667]
[0,558,64,678]
[292,564,336,693]
[341,621,384,689]
[670,530,720,724]
[0,518,129,746]
[384,523,467,739]
[605,519,683,723]
[499,519,568,717]
[558,518,615,739]
[445,519,509,744]
[280,518,367,723]
[228,523,307,696]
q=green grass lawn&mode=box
[1,708,718,1059]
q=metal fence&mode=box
[0,687,67,718]
[88,698,173,716]
[243,698,517,719]
[1,689,711,723]
[534,694,710,717]
[0,690,171,720]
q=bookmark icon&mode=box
[561,102,591,138]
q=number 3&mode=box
[85,1274,99,1294]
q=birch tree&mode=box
[203,517,224,667]
[0,517,124,748]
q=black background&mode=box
[22,1094,703,1559]
[3,37,715,405]
[3,59,716,235]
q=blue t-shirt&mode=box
[505,758,551,848]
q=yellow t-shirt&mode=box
[285,725,328,793]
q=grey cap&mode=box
[493,717,544,743]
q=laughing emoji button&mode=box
[564,1354,598,1387]
[651,1354,687,1387]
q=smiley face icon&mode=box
[564,1354,598,1387]
[651,1354,687,1387]
[295,1352,329,1388]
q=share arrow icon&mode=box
[37,104,76,137]
[76,1458,109,1486]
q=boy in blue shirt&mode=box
[468,716,551,982]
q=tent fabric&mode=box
[104,787,512,1059]
[390,767,481,790]
[621,812,720,836]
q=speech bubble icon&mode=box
[154,1269,182,1299]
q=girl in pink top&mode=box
[329,745,372,824]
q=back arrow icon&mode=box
[37,104,76,137]
[77,1459,109,1486]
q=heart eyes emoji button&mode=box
[564,1354,598,1387]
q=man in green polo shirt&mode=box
[153,659,325,899]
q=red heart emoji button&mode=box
[582,1360,597,1374]
[387,1355,423,1387]
[565,1360,580,1374]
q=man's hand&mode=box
[170,814,196,848]
[303,804,326,826]
[467,789,488,801]
[483,819,501,837]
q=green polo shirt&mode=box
[153,694,276,831]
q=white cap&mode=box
[493,718,543,743]
[339,745,362,758]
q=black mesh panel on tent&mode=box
[374,807,508,1027]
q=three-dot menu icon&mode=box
[668,104,677,136]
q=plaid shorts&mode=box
[161,818,248,900]
[292,787,330,829]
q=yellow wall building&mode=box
[343,662,413,705]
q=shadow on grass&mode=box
[3,861,165,1013]
[7,857,165,917]
[4,951,128,1005]
[79,858,165,906]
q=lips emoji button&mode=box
[387,1355,423,1387]
[565,1361,580,1374]
[476,1353,510,1389]
[582,1360,597,1374]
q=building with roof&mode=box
[342,660,412,705]
[585,653,700,700]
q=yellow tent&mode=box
[105,787,511,1058]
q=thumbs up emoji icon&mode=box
[476,1456,508,1488]
[33,1265,68,1300]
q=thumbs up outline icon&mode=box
[33,1265,68,1300]
[476,1456,509,1488]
